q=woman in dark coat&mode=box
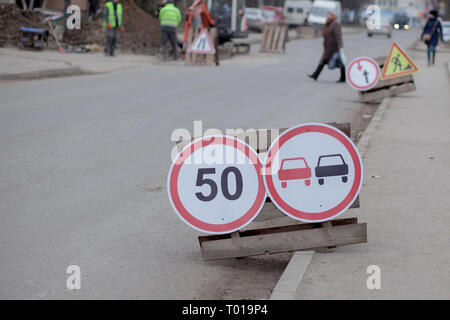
[421,10,443,66]
[308,12,345,82]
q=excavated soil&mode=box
[0,4,44,47]
[0,1,160,54]
[64,0,160,54]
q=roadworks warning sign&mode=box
[381,42,419,80]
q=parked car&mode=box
[245,8,265,32]
[262,6,285,23]
[308,0,341,27]
[278,157,312,188]
[283,0,312,27]
[368,16,392,38]
[315,154,348,185]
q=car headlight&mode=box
[394,24,400,29]
[404,24,409,30]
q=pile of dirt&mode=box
[64,0,161,54]
[0,4,45,47]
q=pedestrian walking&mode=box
[308,12,346,83]
[421,10,443,66]
[103,0,124,57]
[159,0,181,61]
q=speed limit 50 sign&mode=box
[168,135,266,234]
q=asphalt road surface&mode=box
[0,29,418,299]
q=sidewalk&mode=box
[0,47,156,81]
[2,26,365,81]
[292,48,450,299]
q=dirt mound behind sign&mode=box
[0,4,44,47]
[64,0,160,54]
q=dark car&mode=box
[392,12,409,30]
[315,154,348,185]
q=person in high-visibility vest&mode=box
[159,0,181,60]
[103,0,124,56]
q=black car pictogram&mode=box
[315,154,349,185]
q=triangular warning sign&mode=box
[381,42,418,80]
[187,29,216,54]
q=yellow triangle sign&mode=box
[381,42,419,80]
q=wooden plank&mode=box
[372,75,414,90]
[279,25,288,52]
[199,222,367,260]
[205,28,217,66]
[360,82,416,102]
[184,28,193,66]
[254,195,359,222]
[271,25,281,51]
[266,23,275,51]
[199,217,358,242]
[260,24,269,52]
[174,122,351,155]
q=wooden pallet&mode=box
[260,23,288,53]
[175,123,367,261]
[184,28,219,66]
[359,56,416,103]
[199,218,366,260]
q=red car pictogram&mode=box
[278,157,312,188]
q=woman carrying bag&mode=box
[308,12,347,83]
[421,10,443,66]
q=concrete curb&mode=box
[446,60,450,78]
[268,97,393,300]
[0,66,91,82]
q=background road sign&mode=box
[264,123,363,223]
[346,57,381,91]
[168,135,266,234]
[187,29,216,54]
[381,42,418,80]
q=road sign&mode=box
[381,42,418,80]
[346,57,381,91]
[264,123,363,223]
[187,29,216,54]
[168,135,266,234]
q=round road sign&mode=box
[264,123,363,223]
[346,56,380,91]
[168,135,266,234]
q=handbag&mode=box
[328,51,341,70]
[423,19,438,42]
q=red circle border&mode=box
[168,136,266,234]
[346,57,380,91]
[264,124,363,222]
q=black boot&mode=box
[308,63,324,81]
[336,66,346,83]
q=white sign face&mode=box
[168,136,266,234]
[346,57,380,91]
[264,123,363,223]
[187,29,216,54]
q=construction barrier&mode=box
[184,27,219,66]
[260,23,288,53]
[175,123,367,261]
[359,56,417,103]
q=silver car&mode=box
[245,8,265,32]
[368,16,392,38]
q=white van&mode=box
[284,0,313,27]
[308,0,342,27]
